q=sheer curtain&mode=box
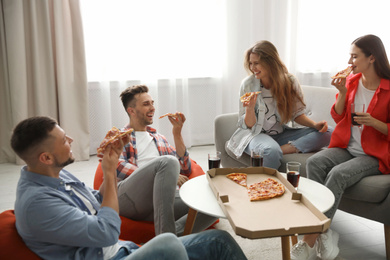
[81,0,226,154]
[81,0,390,154]
[0,0,89,164]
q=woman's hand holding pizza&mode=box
[331,77,348,95]
[243,92,258,109]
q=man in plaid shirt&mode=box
[116,85,216,236]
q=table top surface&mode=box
[179,173,335,218]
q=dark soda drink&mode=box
[287,171,300,188]
[351,112,360,125]
[251,156,263,167]
[208,158,221,169]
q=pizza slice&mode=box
[247,178,285,201]
[97,127,133,158]
[331,66,353,79]
[240,91,261,103]
[159,112,182,120]
[226,173,247,187]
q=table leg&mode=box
[290,235,298,246]
[281,236,291,260]
[183,207,198,235]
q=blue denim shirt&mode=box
[14,166,138,260]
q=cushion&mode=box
[342,175,390,203]
[0,210,40,259]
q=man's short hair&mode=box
[10,116,57,161]
[120,85,149,110]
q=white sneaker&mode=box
[318,229,339,260]
[291,240,318,260]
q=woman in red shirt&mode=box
[291,35,390,260]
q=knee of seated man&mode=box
[151,233,187,255]
[159,155,180,172]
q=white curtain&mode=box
[81,0,226,154]
[82,0,390,154]
[0,0,89,164]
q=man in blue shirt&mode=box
[11,116,247,260]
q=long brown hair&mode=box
[352,35,390,79]
[244,41,304,123]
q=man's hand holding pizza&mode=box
[101,133,130,176]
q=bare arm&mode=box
[169,112,186,157]
[294,114,328,133]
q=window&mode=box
[80,0,225,81]
[295,0,390,73]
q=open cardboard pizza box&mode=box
[207,167,331,239]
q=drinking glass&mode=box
[351,103,365,126]
[250,149,264,167]
[208,151,221,170]
[286,162,301,190]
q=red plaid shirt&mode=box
[117,126,191,180]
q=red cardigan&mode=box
[329,73,390,174]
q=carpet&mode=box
[215,218,283,259]
[215,219,345,260]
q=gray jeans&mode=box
[306,148,381,219]
[117,155,217,236]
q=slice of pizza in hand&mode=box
[240,91,261,103]
[97,127,133,159]
[331,66,353,79]
[159,112,182,120]
[226,173,247,187]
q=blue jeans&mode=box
[245,126,333,169]
[112,230,247,260]
[306,148,381,219]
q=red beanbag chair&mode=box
[0,210,40,259]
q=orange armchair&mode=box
[93,159,206,244]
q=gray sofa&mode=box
[214,85,390,259]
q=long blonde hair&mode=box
[244,41,304,123]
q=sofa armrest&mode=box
[214,112,238,155]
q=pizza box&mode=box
[207,167,331,239]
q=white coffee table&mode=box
[179,173,335,260]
